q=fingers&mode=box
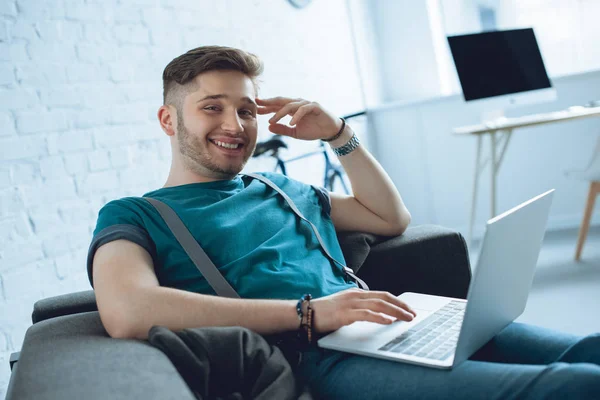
[355,298,415,322]
[289,104,318,126]
[349,309,395,325]
[268,100,310,125]
[256,97,299,106]
[353,289,417,317]
[268,123,296,137]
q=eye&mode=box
[203,106,221,112]
[239,109,254,117]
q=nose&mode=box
[221,110,244,134]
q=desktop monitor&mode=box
[447,28,556,116]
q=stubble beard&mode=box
[176,115,256,180]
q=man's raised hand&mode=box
[256,97,342,141]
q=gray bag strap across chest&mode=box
[144,173,368,298]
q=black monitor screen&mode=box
[447,28,551,101]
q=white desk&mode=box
[453,106,600,244]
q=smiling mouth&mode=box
[209,139,245,153]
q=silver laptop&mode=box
[318,189,554,369]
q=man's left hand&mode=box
[256,97,342,141]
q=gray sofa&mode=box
[6,225,472,399]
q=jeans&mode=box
[293,322,600,399]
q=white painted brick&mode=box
[28,42,77,63]
[129,122,164,142]
[0,43,29,62]
[113,6,142,23]
[0,166,10,189]
[0,239,44,272]
[39,155,67,179]
[0,214,33,244]
[0,136,46,161]
[66,64,109,84]
[2,259,57,301]
[0,88,39,110]
[16,0,65,19]
[0,20,7,42]
[54,249,89,280]
[47,130,94,155]
[76,44,117,63]
[39,87,84,108]
[0,64,15,86]
[64,1,107,21]
[10,161,40,186]
[58,199,96,225]
[113,45,150,65]
[64,108,110,130]
[93,125,132,148]
[0,112,15,136]
[119,165,161,189]
[19,177,78,208]
[76,170,119,195]
[41,232,71,258]
[0,331,8,352]
[15,63,67,86]
[6,19,37,42]
[111,103,152,125]
[81,22,114,43]
[113,24,149,45]
[15,110,68,134]
[78,83,125,108]
[63,152,90,177]
[109,147,130,168]
[0,1,17,17]
[121,83,157,102]
[87,150,111,171]
[0,187,23,216]
[27,207,64,235]
[109,63,133,83]
[35,21,83,42]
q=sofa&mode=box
[5,224,472,399]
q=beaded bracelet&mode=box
[296,294,312,328]
[321,118,346,142]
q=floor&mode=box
[468,225,600,336]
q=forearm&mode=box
[328,124,411,229]
[114,285,299,340]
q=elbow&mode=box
[100,308,147,340]
[390,210,411,236]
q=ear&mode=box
[158,105,177,137]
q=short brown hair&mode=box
[162,46,264,109]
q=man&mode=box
[89,46,600,398]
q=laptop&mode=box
[318,189,555,369]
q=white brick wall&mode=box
[0,0,364,395]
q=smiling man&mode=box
[88,46,600,399]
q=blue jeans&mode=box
[294,323,600,399]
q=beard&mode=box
[176,115,256,179]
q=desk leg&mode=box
[469,134,483,245]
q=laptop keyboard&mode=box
[378,300,466,360]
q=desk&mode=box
[453,106,600,244]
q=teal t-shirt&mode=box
[87,172,357,300]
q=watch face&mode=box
[288,0,312,9]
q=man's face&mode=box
[175,70,258,180]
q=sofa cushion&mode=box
[7,312,195,400]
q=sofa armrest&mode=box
[32,290,97,324]
[338,225,472,299]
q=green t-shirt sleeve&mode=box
[86,199,157,288]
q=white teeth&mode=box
[214,140,241,149]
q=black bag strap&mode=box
[144,197,241,298]
[243,173,369,291]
